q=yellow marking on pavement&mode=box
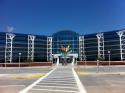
[76,66,96,69]
[84,66,95,68]
[12,73,46,80]
[77,71,95,76]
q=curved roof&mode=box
[52,30,79,36]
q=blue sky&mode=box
[0,0,125,35]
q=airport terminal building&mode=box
[0,29,125,63]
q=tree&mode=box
[61,45,71,65]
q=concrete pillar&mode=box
[56,57,59,66]
[72,57,75,66]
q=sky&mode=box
[0,0,125,35]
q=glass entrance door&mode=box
[59,56,72,65]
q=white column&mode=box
[96,33,105,60]
[27,35,35,62]
[117,31,125,60]
[56,57,59,65]
[47,37,52,61]
[5,33,15,63]
[72,57,75,66]
[79,36,86,61]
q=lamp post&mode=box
[5,59,6,68]
[108,51,111,71]
[84,56,87,69]
[52,54,54,66]
[19,53,21,68]
[97,59,99,73]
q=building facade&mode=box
[0,29,125,63]
[0,32,47,63]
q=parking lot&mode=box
[76,65,125,93]
[1,65,125,93]
[0,67,52,93]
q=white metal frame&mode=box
[27,35,35,62]
[53,53,78,65]
[79,36,86,61]
[117,31,125,60]
[5,33,15,63]
[47,37,52,61]
[96,33,105,60]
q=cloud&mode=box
[6,26,14,32]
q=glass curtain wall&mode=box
[0,29,123,62]
[0,32,47,63]
[52,30,79,54]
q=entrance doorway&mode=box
[52,53,78,66]
[59,56,72,65]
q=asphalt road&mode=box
[76,65,125,73]
[79,74,125,93]
[77,66,125,93]
[0,67,51,74]
[0,67,52,93]
[1,65,125,93]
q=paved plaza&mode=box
[20,65,85,93]
[76,66,125,93]
[0,65,125,93]
[0,67,52,93]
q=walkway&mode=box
[20,65,86,93]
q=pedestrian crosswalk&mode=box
[20,65,86,93]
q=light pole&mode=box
[108,51,111,71]
[84,56,87,69]
[5,59,6,68]
[19,53,21,68]
[52,54,54,66]
[97,59,99,73]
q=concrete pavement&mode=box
[76,65,125,93]
[20,65,86,93]
[0,67,52,93]
[1,65,125,93]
